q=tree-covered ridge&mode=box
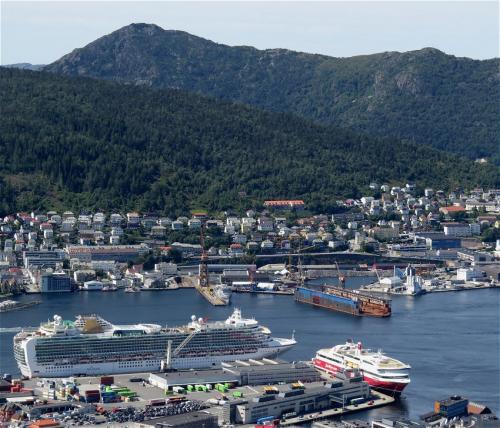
[0,68,498,216]
[45,23,500,162]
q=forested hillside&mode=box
[0,67,498,215]
[45,23,500,162]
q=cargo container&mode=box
[100,376,114,386]
[232,391,243,398]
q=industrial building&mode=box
[149,370,239,390]
[23,250,65,269]
[65,244,149,262]
[40,272,72,293]
[414,232,461,250]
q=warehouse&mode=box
[148,370,239,390]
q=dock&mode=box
[195,282,228,306]
[280,390,394,426]
[360,281,499,295]
[232,288,294,296]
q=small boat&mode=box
[0,300,41,313]
[102,286,118,292]
[124,287,140,293]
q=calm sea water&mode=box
[1,277,498,419]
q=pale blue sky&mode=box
[1,1,498,65]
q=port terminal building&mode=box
[222,376,370,424]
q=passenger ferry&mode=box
[313,340,411,395]
[13,309,296,378]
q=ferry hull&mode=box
[313,358,408,395]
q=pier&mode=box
[280,391,394,426]
[195,282,228,306]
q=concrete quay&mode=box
[280,390,394,426]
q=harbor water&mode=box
[0,277,498,419]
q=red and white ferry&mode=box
[313,340,410,395]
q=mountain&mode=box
[5,63,45,71]
[0,67,497,215]
[45,23,500,162]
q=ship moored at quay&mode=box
[313,340,411,395]
[13,309,296,378]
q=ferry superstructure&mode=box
[13,309,296,378]
[313,341,410,395]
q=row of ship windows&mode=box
[36,345,260,355]
[36,341,261,349]
[36,350,258,363]
[36,338,262,347]
[39,333,263,342]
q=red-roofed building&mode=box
[439,206,466,215]
[29,419,61,428]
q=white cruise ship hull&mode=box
[19,341,294,378]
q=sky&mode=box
[1,1,498,65]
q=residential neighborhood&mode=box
[0,184,499,296]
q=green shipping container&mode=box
[232,391,243,398]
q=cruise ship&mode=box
[13,309,296,378]
[313,340,411,395]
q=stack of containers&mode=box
[42,384,56,400]
[100,385,117,403]
[84,389,101,403]
[110,386,137,401]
